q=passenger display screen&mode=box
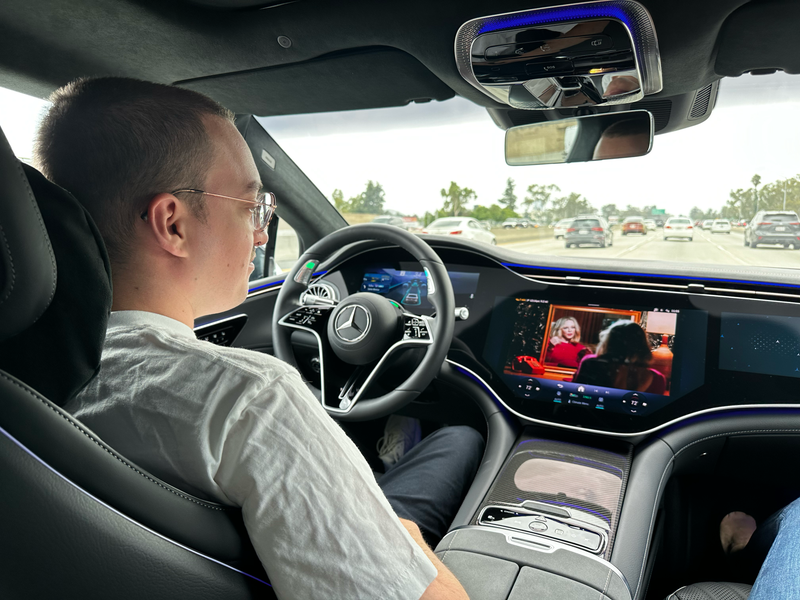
[483,296,707,417]
[360,268,479,307]
[720,313,800,378]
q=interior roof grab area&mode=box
[455,0,662,111]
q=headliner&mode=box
[0,0,798,116]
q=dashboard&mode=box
[302,243,800,436]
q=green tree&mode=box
[498,178,517,212]
[471,203,518,222]
[440,181,476,216]
[601,204,618,219]
[524,183,560,220]
[548,192,594,221]
[728,188,757,220]
[331,188,349,212]
[347,181,386,214]
[689,206,705,221]
[758,176,800,212]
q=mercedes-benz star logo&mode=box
[334,305,371,343]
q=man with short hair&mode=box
[38,77,480,600]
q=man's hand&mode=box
[399,519,469,600]
[550,336,563,346]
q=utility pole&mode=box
[784,181,788,210]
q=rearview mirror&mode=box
[505,110,654,166]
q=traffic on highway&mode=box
[496,222,800,269]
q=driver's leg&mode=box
[377,426,484,546]
[748,497,800,599]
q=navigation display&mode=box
[483,296,707,417]
[720,313,800,379]
[361,268,479,307]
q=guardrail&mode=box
[491,226,553,244]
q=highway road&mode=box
[498,228,800,270]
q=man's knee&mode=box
[431,426,485,459]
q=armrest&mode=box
[435,526,631,600]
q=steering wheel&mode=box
[272,224,455,421]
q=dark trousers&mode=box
[377,426,485,546]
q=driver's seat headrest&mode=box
[0,125,112,405]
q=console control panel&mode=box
[478,505,606,554]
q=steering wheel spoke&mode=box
[327,313,436,413]
[277,304,334,333]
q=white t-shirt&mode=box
[66,310,437,600]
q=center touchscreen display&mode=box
[483,296,707,417]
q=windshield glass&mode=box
[259,72,800,271]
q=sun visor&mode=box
[177,47,455,116]
[716,0,800,76]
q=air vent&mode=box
[634,99,671,132]
[689,84,713,119]
[300,281,339,304]
[194,314,248,347]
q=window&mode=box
[274,218,299,271]
[0,86,50,161]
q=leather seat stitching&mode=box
[1,371,231,511]
[12,160,57,312]
[600,566,612,599]
[0,223,15,304]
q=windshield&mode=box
[259,72,800,271]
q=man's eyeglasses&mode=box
[140,188,277,232]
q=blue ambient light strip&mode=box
[478,4,631,35]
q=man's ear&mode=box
[142,193,192,258]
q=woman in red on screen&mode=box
[544,317,590,368]
[574,320,667,394]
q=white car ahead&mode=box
[421,217,497,245]
[711,219,732,234]
[663,217,694,241]
[553,218,574,239]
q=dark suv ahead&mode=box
[744,211,800,249]
[564,216,613,248]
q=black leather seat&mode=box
[0,127,274,598]
[666,582,752,599]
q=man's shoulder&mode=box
[105,320,298,386]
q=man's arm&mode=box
[399,519,469,600]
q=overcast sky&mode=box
[258,72,800,217]
[3,73,799,218]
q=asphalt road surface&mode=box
[499,228,800,270]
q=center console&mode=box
[436,431,633,600]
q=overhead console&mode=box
[455,0,662,110]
